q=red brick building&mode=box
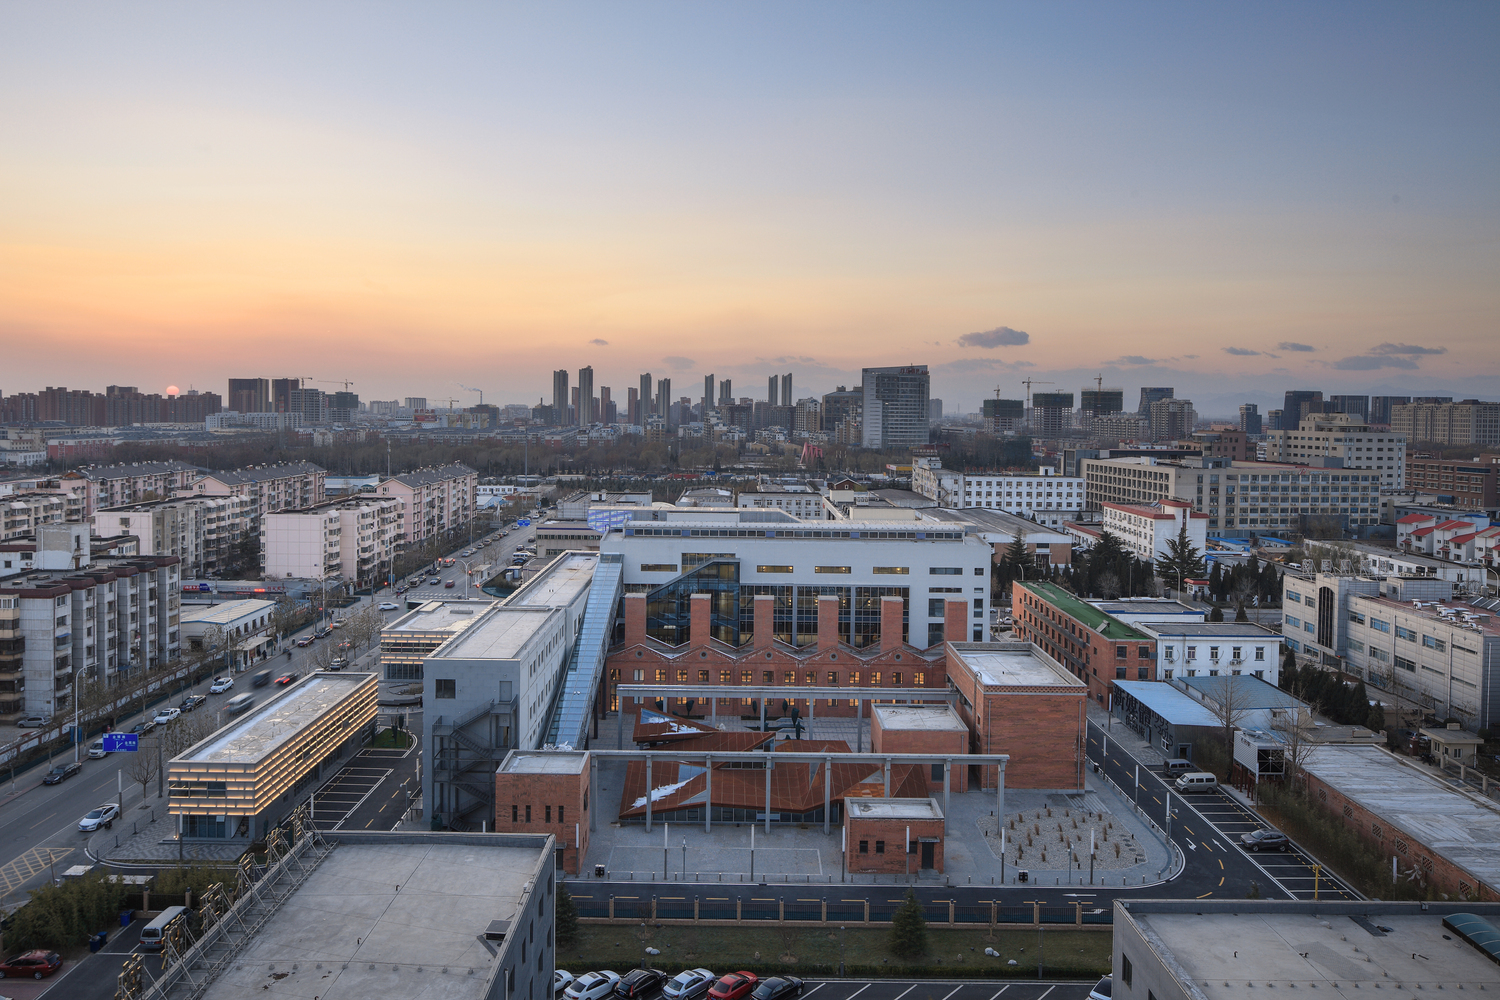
[845,798,946,874]
[870,704,969,792]
[493,750,592,874]
[1012,580,1158,706]
[1405,457,1499,508]
[944,641,1088,791]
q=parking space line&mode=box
[845,985,870,1000]
[891,986,918,1000]
[988,986,1011,1000]
[1037,988,1056,1000]
[803,986,825,999]
[937,987,963,1000]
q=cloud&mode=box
[956,326,1030,349]
[762,356,817,365]
[1330,354,1419,371]
[661,356,696,370]
[1223,347,1261,356]
[931,357,1033,375]
[1182,354,1199,360]
[1110,355,1159,366]
[1371,342,1446,356]
[588,338,609,346]
[1278,342,1316,352]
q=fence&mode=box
[567,890,1111,927]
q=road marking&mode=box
[0,846,72,896]
[803,986,826,999]
[988,987,1011,1000]
[28,812,56,830]
[891,986,918,1000]
[1197,891,1214,898]
[845,985,870,1000]
[1219,860,1224,870]
[1218,877,1224,886]
[1037,987,1056,1000]
[937,986,963,1000]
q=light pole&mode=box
[460,559,474,600]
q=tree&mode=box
[1208,674,1252,769]
[555,885,579,947]
[127,735,160,800]
[1158,523,1206,592]
[1271,676,1321,781]
[888,888,928,958]
[1209,605,1224,623]
[1234,603,1249,623]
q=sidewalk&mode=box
[88,801,247,864]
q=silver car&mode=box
[664,969,716,1000]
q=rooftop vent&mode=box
[484,919,511,942]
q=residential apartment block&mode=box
[1392,399,1500,446]
[78,460,200,516]
[735,483,827,519]
[187,462,327,524]
[92,495,251,577]
[261,495,403,589]
[377,463,478,552]
[910,457,1084,527]
[1100,498,1207,563]
[1265,413,1407,488]
[1404,457,1499,508]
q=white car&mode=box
[564,971,621,1000]
[554,970,576,994]
[209,676,234,694]
[78,802,120,832]
[378,602,399,611]
[153,707,181,724]
[664,968,716,1000]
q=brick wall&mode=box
[870,714,969,792]
[494,757,592,874]
[846,814,945,874]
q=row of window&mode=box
[623,667,928,687]
[1162,644,1267,661]
[509,803,568,825]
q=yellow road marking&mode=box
[28,812,56,830]
[0,846,73,896]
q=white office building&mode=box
[1100,498,1208,563]
[1136,621,1283,685]
[911,457,1084,527]
[1265,413,1407,489]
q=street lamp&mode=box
[459,559,474,600]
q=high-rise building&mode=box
[1368,395,1409,425]
[1327,395,1369,420]
[928,398,943,422]
[1266,408,1285,431]
[404,397,427,411]
[1031,391,1075,437]
[781,373,793,408]
[982,398,1024,435]
[272,378,300,414]
[1283,390,1324,422]
[1148,398,1196,441]
[822,386,863,443]
[1080,388,1124,418]
[768,374,779,405]
[552,370,569,426]
[1265,412,1407,489]
[227,378,270,414]
[626,387,639,425]
[639,373,653,420]
[288,387,329,424]
[718,380,732,406]
[598,386,612,424]
[1138,387,1174,415]
[577,366,595,425]
[702,374,715,419]
[860,365,930,449]
[656,378,672,428]
[1391,399,1500,446]
[1238,403,1262,436]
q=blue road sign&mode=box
[516,518,530,527]
[103,733,139,752]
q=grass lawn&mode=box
[366,728,414,749]
[557,923,1110,979]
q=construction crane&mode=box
[440,397,460,412]
[1020,378,1054,410]
[458,384,484,406]
[316,379,355,392]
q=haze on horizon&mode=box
[2,1,1496,417]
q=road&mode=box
[0,515,538,919]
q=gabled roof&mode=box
[1447,532,1479,545]
[1396,514,1434,525]
[1411,526,1438,537]
[1436,519,1478,531]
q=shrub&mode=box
[5,870,127,950]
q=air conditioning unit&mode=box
[1230,658,1243,665]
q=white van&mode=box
[141,905,189,952]
[1175,771,1219,793]
[1162,759,1195,777]
[225,693,255,716]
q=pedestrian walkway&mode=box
[89,802,246,864]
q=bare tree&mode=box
[1270,678,1321,783]
[127,737,159,800]
[268,595,304,645]
[1095,571,1122,599]
[1209,673,1253,766]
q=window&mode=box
[545,805,552,823]
[827,671,839,685]
[1369,617,1390,633]
[974,598,984,612]
[870,671,882,685]
[1121,954,1133,988]
[1422,635,1446,652]
[512,804,518,822]
[435,679,456,699]
[872,567,909,575]
[859,840,869,854]
[975,567,985,576]
[1116,645,1127,659]
[763,671,773,684]
[558,806,564,824]
[1254,647,1265,660]
[756,565,794,573]
[1186,646,1196,660]
[1396,625,1417,642]
[815,566,851,574]
[1348,610,1365,625]
[1209,646,1220,660]
[929,567,962,575]
[698,670,709,683]
[525,805,532,822]
[891,672,902,686]
[720,670,730,684]
[928,598,947,618]
[1395,655,1416,673]
[875,840,885,854]
[640,563,678,573]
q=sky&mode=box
[2,2,1497,418]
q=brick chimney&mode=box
[753,594,775,649]
[818,594,841,652]
[880,595,905,652]
[945,598,969,645]
[624,593,647,647]
[690,592,712,648]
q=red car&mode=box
[444,579,456,588]
[709,973,758,1000]
[0,949,62,979]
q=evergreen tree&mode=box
[1159,523,1206,591]
[1209,605,1224,622]
[1280,648,1298,688]
[1209,563,1224,601]
[555,884,579,947]
[888,889,929,958]
[1234,602,1249,623]
[1366,701,1386,733]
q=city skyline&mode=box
[3,3,1496,414]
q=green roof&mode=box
[1017,581,1150,641]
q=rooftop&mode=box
[1111,680,1221,727]
[431,607,557,661]
[1019,581,1151,640]
[1300,743,1500,887]
[1091,598,1201,617]
[1352,594,1500,638]
[947,642,1084,689]
[846,798,943,820]
[924,506,1071,537]
[500,750,588,774]
[179,599,276,626]
[1138,620,1282,638]
[384,599,497,635]
[179,672,376,765]
[873,705,966,732]
[502,551,597,608]
[385,463,476,488]
[201,837,545,1000]
[1176,674,1304,710]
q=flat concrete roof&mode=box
[948,642,1083,689]
[873,705,966,732]
[201,840,541,1000]
[503,550,596,608]
[1131,910,1500,992]
[180,672,375,765]
[847,798,942,820]
[1112,680,1221,727]
[431,607,556,661]
[1138,621,1281,637]
[1300,744,1500,887]
[385,599,496,634]
[180,599,275,625]
[501,751,587,774]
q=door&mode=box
[920,841,935,870]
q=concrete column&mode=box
[823,756,832,835]
[764,757,772,833]
[645,756,653,833]
[807,695,814,741]
[997,758,1006,819]
[943,760,951,834]
[857,698,864,753]
[883,757,891,798]
[589,755,598,833]
[705,762,712,833]
[760,697,767,733]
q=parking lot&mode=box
[310,764,392,831]
[1179,791,1358,900]
[791,981,1096,1000]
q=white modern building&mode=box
[1265,413,1407,489]
[1135,621,1283,684]
[180,598,277,671]
[911,457,1084,527]
[735,483,826,520]
[1100,498,1208,563]
[602,506,993,648]
[261,495,403,590]
[861,365,931,450]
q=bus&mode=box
[141,905,189,952]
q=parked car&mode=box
[296,635,314,647]
[0,948,62,979]
[15,715,50,729]
[130,719,156,736]
[1088,976,1113,1000]
[78,802,120,832]
[564,972,622,1000]
[555,970,576,995]
[314,626,332,638]
[153,707,181,725]
[180,694,206,712]
[749,978,803,1000]
[664,968,716,1000]
[209,676,234,694]
[709,973,758,1000]
[88,739,109,759]
[1241,829,1291,852]
[42,761,82,785]
[276,672,299,686]
[378,602,399,611]
[615,968,668,1000]
[328,657,348,670]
